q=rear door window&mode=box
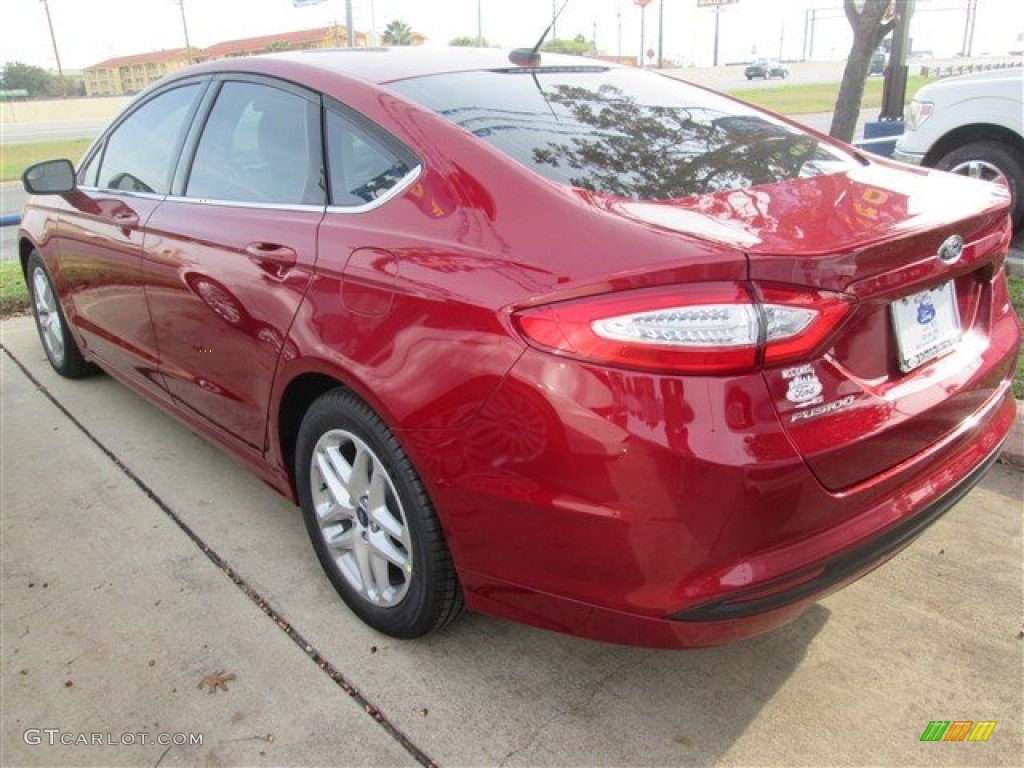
[185,81,324,206]
[97,83,201,194]
[324,107,417,207]
[389,67,856,200]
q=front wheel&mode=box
[935,140,1024,231]
[26,251,93,378]
[295,389,463,638]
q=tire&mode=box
[935,140,1024,231]
[25,251,94,378]
[295,388,463,638]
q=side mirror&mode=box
[23,159,76,195]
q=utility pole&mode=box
[39,0,63,77]
[713,7,721,66]
[880,0,916,121]
[778,19,785,61]
[552,1,558,41]
[174,0,193,64]
[961,0,978,57]
[640,3,647,67]
[658,0,665,68]
[477,0,483,47]
[346,0,355,47]
[807,8,816,60]
[617,0,623,59]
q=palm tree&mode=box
[381,20,415,46]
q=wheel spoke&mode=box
[348,447,370,502]
[316,446,355,509]
[315,498,352,527]
[368,529,409,571]
[370,550,392,596]
[323,523,356,554]
[353,537,375,597]
[370,504,404,540]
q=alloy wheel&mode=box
[309,429,413,607]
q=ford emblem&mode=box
[937,234,964,265]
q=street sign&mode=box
[634,0,653,7]
[697,0,739,7]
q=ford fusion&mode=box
[18,50,1019,647]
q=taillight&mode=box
[513,282,853,375]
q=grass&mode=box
[1,138,92,182]
[724,74,937,114]
[1009,275,1024,399]
[0,260,29,316]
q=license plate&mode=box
[890,281,961,373]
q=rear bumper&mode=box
[439,344,1017,648]
[670,439,1003,622]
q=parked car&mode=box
[744,59,789,80]
[869,49,887,75]
[18,49,1020,648]
[894,68,1023,231]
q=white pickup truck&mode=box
[894,68,1023,231]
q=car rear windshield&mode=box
[388,66,856,201]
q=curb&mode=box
[1001,399,1024,468]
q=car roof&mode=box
[210,47,622,85]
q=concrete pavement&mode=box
[1,314,1021,766]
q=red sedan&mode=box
[18,49,1019,647]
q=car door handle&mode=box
[244,242,297,267]
[112,211,139,230]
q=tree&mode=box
[829,0,896,142]
[531,84,827,200]
[381,20,415,46]
[1,61,57,97]
[450,36,489,47]
[542,34,591,57]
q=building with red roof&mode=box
[84,24,382,96]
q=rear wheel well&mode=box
[923,124,1024,167]
[277,373,349,496]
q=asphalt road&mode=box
[1,117,111,145]
[1,314,1021,766]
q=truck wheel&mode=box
[935,140,1024,231]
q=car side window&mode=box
[77,145,102,188]
[325,108,416,207]
[186,81,324,206]
[97,84,200,195]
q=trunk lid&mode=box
[608,161,1015,490]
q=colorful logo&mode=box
[916,299,936,325]
[920,720,996,742]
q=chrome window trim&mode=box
[157,161,419,213]
[76,185,165,202]
[325,163,422,215]
[160,195,327,213]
